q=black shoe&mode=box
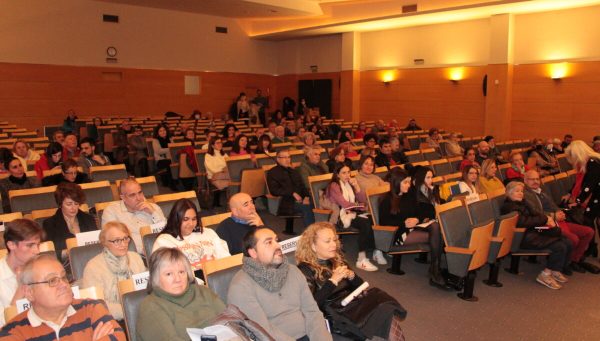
[429,278,453,291]
[569,262,586,273]
[562,267,573,276]
[579,261,600,274]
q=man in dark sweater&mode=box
[216,192,264,255]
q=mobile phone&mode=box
[201,336,217,341]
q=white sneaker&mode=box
[373,250,388,265]
[356,258,378,271]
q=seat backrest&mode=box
[557,154,573,172]
[142,232,160,259]
[431,159,452,177]
[194,149,207,174]
[122,289,149,341]
[488,191,507,220]
[553,173,570,205]
[255,153,277,168]
[541,175,562,205]
[498,163,511,181]
[30,207,58,226]
[226,155,254,183]
[365,184,391,226]
[435,201,472,248]
[80,181,115,208]
[203,253,244,303]
[90,164,128,183]
[447,156,462,172]
[407,136,421,150]
[308,173,333,209]
[467,220,494,271]
[167,142,192,161]
[153,191,199,217]
[495,213,518,259]
[290,149,305,164]
[70,241,136,281]
[405,150,424,163]
[240,168,266,198]
[200,212,232,229]
[466,198,495,226]
[422,148,440,161]
[9,185,57,214]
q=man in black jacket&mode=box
[266,149,315,234]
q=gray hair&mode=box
[118,177,140,195]
[147,248,194,293]
[19,253,60,285]
[303,144,322,156]
[505,181,525,197]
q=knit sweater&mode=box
[215,217,255,255]
[136,285,225,341]
[0,299,125,341]
[81,251,146,320]
[355,172,387,194]
[227,264,332,341]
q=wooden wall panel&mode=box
[0,63,277,131]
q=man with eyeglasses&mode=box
[0,254,125,340]
[101,178,166,253]
[78,137,111,174]
[0,219,44,328]
[266,149,315,234]
[216,192,264,254]
[523,169,599,274]
[41,159,90,186]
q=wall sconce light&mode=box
[382,72,395,86]
[448,67,464,83]
[549,62,568,81]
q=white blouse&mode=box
[204,152,228,179]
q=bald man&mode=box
[475,141,490,165]
[216,193,264,255]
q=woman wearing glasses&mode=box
[42,182,97,260]
[82,221,146,320]
[153,199,230,279]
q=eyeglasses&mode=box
[28,275,71,287]
[107,236,131,245]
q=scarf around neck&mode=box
[102,248,133,304]
[242,255,289,293]
[339,180,356,228]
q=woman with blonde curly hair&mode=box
[296,222,406,341]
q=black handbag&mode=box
[565,206,588,225]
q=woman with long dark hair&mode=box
[379,167,449,289]
[254,134,273,154]
[34,142,63,179]
[229,134,253,157]
[325,164,382,271]
[151,123,176,190]
[153,198,230,278]
[326,146,353,173]
[221,124,238,148]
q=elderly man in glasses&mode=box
[0,254,125,340]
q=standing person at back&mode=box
[101,178,166,253]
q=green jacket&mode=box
[137,284,226,341]
[297,160,328,190]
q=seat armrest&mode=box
[313,208,332,215]
[444,246,475,255]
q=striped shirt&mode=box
[0,299,125,341]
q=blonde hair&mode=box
[295,222,345,281]
[99,221,130,244]
[565,140,600,172]
[505,181,524,197]
[480,159,497,179]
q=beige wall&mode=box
[0,0,277,74]
[360,19,490,70]
[514,6,600,64]
[276,34,342,75]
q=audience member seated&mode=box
[229,134,253,159]
[153,199,230,278]
[0,254,125,340]
[297,145,328,190]
[34,142,63,180]
[505,151,529,183]
[42,159,90,186]
[390,136,407,156]
[266,149,315,228]
[326,146,353,173]
[475,141,490,165]
[300,132,317,148]
[151,123,176,190]
[136,248,226,340]
[0,219,44,327]
[128,125,149,177]
[227,227,332,341]
[523,170,599,274]
[354,121,367,139]
[457,165,480,196]
[550,138,563,154]
[501,181,572,289]
[404,118,422,131]
[216,193,264,255]
[0,148,11,174]
[86,117,103,146]
[254,134,273,154]
[459,148,480,172]
[12,140,40,163]
[484,136,505,163]
[412,166,444,225]
[355,155,387,193]
[528,138,560,175]
[478,159,505,194]
[52,129,65,146]
[363,133,378,150]
[0,157,37,213]
[101,178,167,253]
[380,168,449,289]
[425,128,442,149]
[271,125,288,144]
[375,138,406,168]
[81,221,146,320]
[201,130,218,150]
[78,137,111,174]
[296,222,407,340]
[326,164,383,271]
[61,133,80,160]
[204,137,229,206]
[561,134,573,150]
[113,120,133,171]
[372,120,386,134]
[43,182,97,261]
[445,132,464,157]
[338,134,358,158]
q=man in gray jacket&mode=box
[227,227,332,341]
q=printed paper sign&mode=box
[132,271,150,291]
[280,236,300,254]
[76,230,101,246]
[16,287,81,313]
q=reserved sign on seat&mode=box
[76,230,101,246]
